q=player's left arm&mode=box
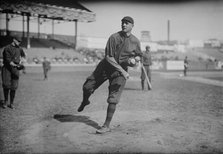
[129,41,143,66]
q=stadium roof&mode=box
[0,0,96,22]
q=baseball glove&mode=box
[16,64,25,70]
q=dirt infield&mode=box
[0,66,223,154]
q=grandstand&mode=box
[0,0,97,65]
[1,32,223,70]
[0,34,87,64]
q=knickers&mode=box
[1,66,19,90]
[83,59,126,104]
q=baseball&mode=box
[129,58,136,65]
[135,56,140,62]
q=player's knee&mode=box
[83,85,94,94]
[107,96,119,104]
[3,84,11,90]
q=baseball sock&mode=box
[104,103,116,127]
[141,80,144,90]
[83,91,91,103]
[3,88,9,102]
[10,90,16,105]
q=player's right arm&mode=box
[105,56,129,79]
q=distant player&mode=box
[141,45,152,90]
[77,16,143,134]
[184,56,189,76]
[42,57,51,80]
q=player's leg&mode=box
[2,88,9,108]
[78,60,108,112]
[45,70,48,79]
[141,80,144,90]
[147,67,152,90]
[8,78,19,109]
[43,69,47,80]
[184,67,186,76]
[8,90,16,109]
[1,67,11,108]
[96,73,126,134]
[78,78,94,112]
[141,67,145,90]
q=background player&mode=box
[141,45,152,90]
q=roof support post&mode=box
[22,14,25,38]
[27,14,30,49]
[6,13,9,36]
[38,16,40,39]
[52,19,54,39]
[74,20,77,50]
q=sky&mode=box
[0,0,223,42]
[77,0,223,41]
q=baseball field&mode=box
[0,65,223,154]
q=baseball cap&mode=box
[146,45,150,48]
[14,35,22,42]
[121,16,134,24]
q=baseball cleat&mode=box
[77,100,90,112]
[96,126,111,134]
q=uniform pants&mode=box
[83,59,126,104]
[1,66,19,90]
[141,65,151,89]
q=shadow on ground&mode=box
[124,87,141,91]
[53,114,101,129]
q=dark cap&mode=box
[14,35,22,42]
[121,16,134,24]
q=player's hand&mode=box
[10,61,17,67]
[16,64,25,70]
[128,57,136,65]
[121,71,129,80]
[124,73,129,80]
[135,56,140,62]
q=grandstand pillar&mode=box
[52,19,54,39]
[167,20,170,45]
[6,13,9,36]
[38,16,40,39]
[74,20,78,50]
[27,15,30,49]
[22,14,25,38]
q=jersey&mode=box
[184,58,188,68]
[2,44,26,67]
[142,51,152,66]
[105,31,142,70]
[42,60,51,71]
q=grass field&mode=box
[0,66,223,154]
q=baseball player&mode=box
[77,16,143,134]
[42,57,51,80]
[1,36,26,109]
[184,56,189,76]
[141,45,152,90]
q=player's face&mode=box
[146,46,150,51]
[121,21,133,33]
